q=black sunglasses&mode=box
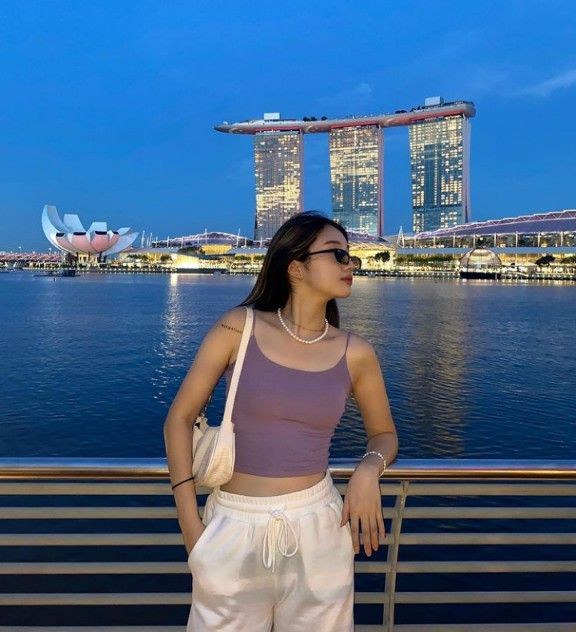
[304,248,362,269]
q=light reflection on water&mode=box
[0,272,574,459]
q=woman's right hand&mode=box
[184,523,206,556]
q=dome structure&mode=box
[459,247,502,279]
[460,247,502,268]
[42,205,138,257]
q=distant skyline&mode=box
[1,0,576,250]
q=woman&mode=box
[164,211,398,631]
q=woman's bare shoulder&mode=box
[344,331,378,362]
[215,306,249,336]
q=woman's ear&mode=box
[287,259,304,281]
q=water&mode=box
[1,271,575,460]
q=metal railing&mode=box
[0,458,575,631]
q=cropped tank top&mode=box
[224,313,352,477]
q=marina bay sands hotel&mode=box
[215,97,476,241]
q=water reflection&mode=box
[401,284,469,457]
[0,274,574,459]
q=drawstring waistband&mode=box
[262,505,299,572]
[209,471,335,572]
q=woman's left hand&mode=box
[340,463,385,556]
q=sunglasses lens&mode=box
[335,249,350,264]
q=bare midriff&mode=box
[220,471,326,496]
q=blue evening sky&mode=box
[1,0,575,251]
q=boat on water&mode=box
[459,269,502,280]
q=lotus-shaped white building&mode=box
[42,205,138,257]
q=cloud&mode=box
[517,68,576,97]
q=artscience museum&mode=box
[42,205,139,262]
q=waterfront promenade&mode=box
[2,262,576,282]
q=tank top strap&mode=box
[344,331,351,352]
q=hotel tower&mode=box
[254,130,303,242]
[329,126,383,236]
[409,98,471,232]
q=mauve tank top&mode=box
[224,313,352,477]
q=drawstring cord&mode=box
[262,506,299,572]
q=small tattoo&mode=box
[221,323,242,334]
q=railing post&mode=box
[384,480,409,631]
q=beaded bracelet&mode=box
[361,451,387,475]
[171,476,195,491]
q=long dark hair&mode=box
[239,211,348,327]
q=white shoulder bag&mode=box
[191,306,253,488]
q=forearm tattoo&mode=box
[220,323,242,335]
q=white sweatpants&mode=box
[187,470,355,631]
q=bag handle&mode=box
[221,306,253,425]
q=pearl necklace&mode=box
[277,308,329,345]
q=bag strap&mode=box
[221,306,253,425]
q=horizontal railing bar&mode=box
[0,479,576,497]
[16,625,561,632]
[0,507,400,520]
[2,559,571,576]
[0,483,173,495]
[4,625,573,632]
[0,629,384,632]
[2,481,575,498]
[355,560,390,573]
[0,500,573,526]
[403,507,576,519]
[11,507,494,521]
[61,506,570,521]
[2,480,575,497]
[0,560,389,575]
[0,482,392,499]
[0,481,399,497]
[397,560,576,573]
[0,533,388,547]
[0,507,178,519]
[400,533,576,545]
[0,562,190,574]
[407,483,576,495]
[0,593,191,605]
[0,458,170,479]
[5,628,570,632]
[0,592,383,606]
[0,458,575,480]
[395,590,576,604]
[0,629,184,632]
[392,625,576,632]
[0,534,184,546]
[3,590,575,607]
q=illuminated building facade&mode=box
[409,115,471,232]
[329,126,382,236]
[254,131,303,241]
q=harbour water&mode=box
[1,271,575,459]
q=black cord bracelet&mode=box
[171,476,195,491]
